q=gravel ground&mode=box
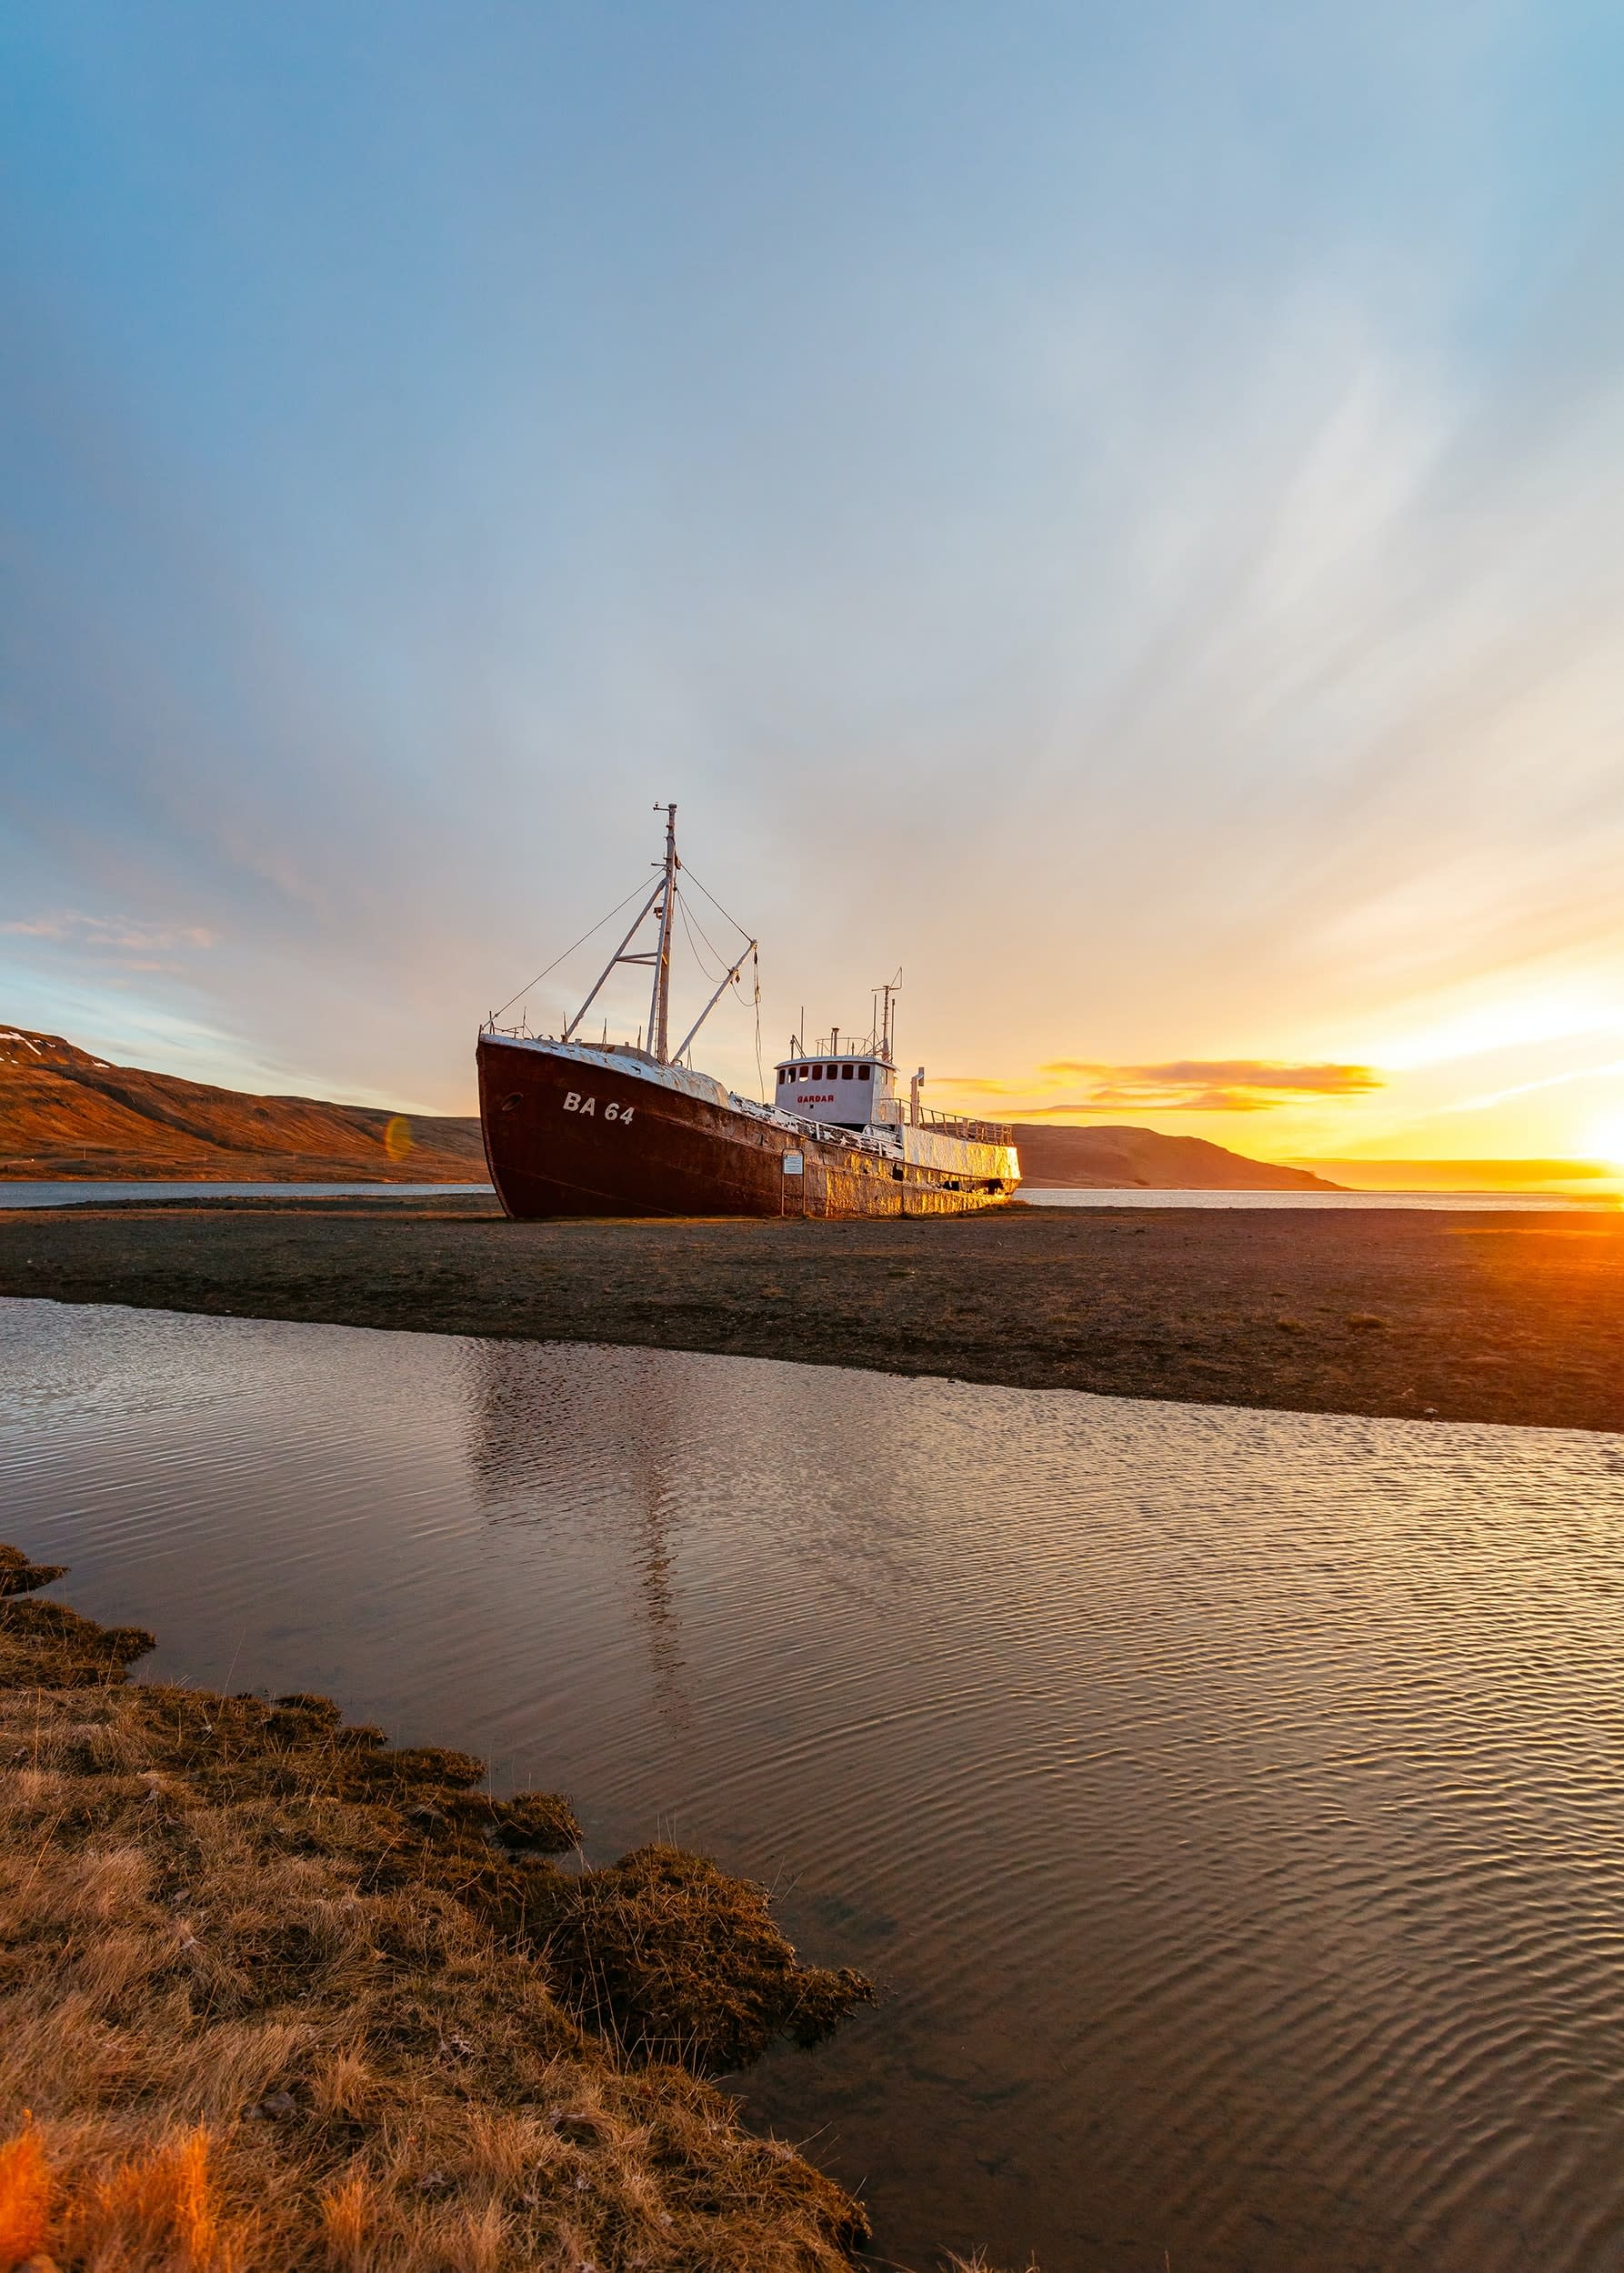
[2,1195,1620,1432]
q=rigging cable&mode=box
[677,870,766,1097]
[488,875,653,1023]
[753,944,765,1102]
[679,864,753,946]
[674,893,714,981]
[675,888,731,981]
[673,891,746,1066]
[674,888,760,1085]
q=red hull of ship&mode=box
[477,1036,1013,1220]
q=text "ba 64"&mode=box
[562,1092,634,1124]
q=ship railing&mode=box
[870,1099,1015,1146]
[792,1037,887,1063]
[735,1095,902,1157]
[817,1121,903,1158]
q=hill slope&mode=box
[0,1026,486,1183]
[0,1026,1338,1189]
[1008,1120,1340,1190]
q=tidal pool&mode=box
[3,1296,1622,2271]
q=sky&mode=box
[5,1,1624,1179]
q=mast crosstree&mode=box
[552,804,753,1068]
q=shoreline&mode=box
[0,1543,891,2268]
[2,1194,1621,1431]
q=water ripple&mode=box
[2,1295,1621,2271]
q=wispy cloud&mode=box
[4,4,1624,1140]
[2,913,218,953]
[1439,1056,1624,1116]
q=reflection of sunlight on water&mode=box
[0,1181,492,1207]
[1024,1185,1619,1208]
[3,1296,1623,2273]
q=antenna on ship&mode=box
[877,969,901,1060]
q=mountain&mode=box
[1007,1121,1341,1191]
[0,1026,486,1183]
[0,1024,1339,1191]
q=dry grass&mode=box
[0,1546,873,2270]
[0,2127,53,2263]
[530,1847,873,2072]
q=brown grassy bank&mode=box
[3,1196,1622,1431]
[0,1027,485,1187]
[0,1543,890,2271]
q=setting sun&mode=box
[1583,1110,1624,1171]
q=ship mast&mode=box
[648,802,678,1064]
[535,801,748,1067]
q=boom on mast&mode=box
[503,803,750,1072]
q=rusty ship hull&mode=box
[477,1034,1018,1220]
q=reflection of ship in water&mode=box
[462,1338,693,1735]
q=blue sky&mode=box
[5,2,1624,1165]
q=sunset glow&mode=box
[5,21,1624,2268]
[3,5,1622,1192]
[1585,1110,1624,1174]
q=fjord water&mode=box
[0,1181,494,1207]
[1021,1185,1616,1210]
[5,1300,1623,2271]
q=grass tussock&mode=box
[0,1545,873,2270]
[531,1847,873,2072]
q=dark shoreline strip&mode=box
[2,1197,1621,1431]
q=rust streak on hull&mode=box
[477,1037,1015,1220]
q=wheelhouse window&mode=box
[798,1065,809,1078]
[841,1063,854,1078]
[859,1065,872,1081]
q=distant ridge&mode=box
[0,1026,486,1183]
[1007,1120,1341,1191]
[0,1025,1339,1191]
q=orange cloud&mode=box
[937,1060,1384,1116]
[1010,1092,1275,1116]
[933,1075,1025,1097]
[1040,1059,1381,1096]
